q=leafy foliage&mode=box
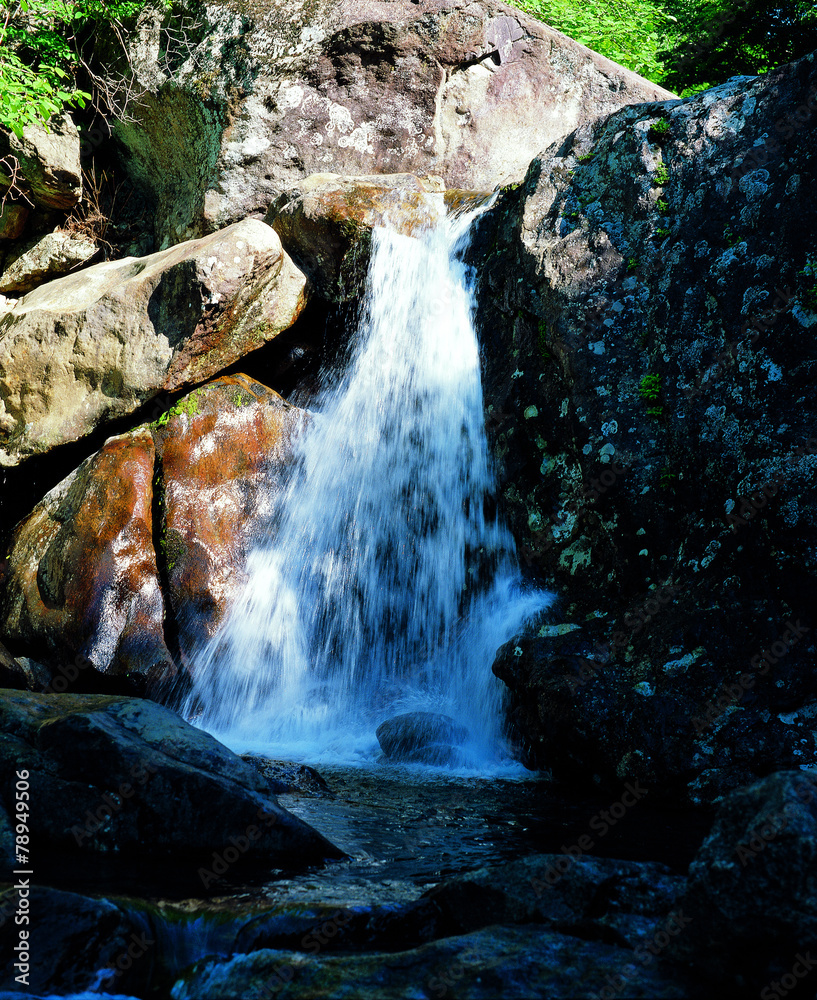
[0,0,156,136]
[511,0,676,82]
[659,0,817,93]
[509,0,817,94]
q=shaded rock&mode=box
[376,712,469,761]
[0,426,174,692]
[423,853,686,952]
[0,885,151,996]
[670,771,817,991]
[0,230,98,293]
[240,755,333,798]
[112,0,672,246]
[267,172,445,300]
[493,614,816,805]
[172,922,692,999]
[0,690,342,867]
[0,640,29,690]
[472,52,817,795]
[0,219,307,466]
[0,115,81,211]
[152,375,307,663]
[0,203,29,241]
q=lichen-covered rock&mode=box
[112,0,672,247]
[0,219,307,466]
[0,690,342,867]
[0,426,174,691]
[475,51,817,797]
[493,617,815,805]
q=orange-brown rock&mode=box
[152,374,308,663]
[0,376,309,689]
[0,427,174,691]
[267,173,446,300]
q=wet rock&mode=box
[0,690,342,868]
[0,230,98,293]
[0,220,307,466]
[376,712,469,762]
[240,755,333,798]
[0,885,151,996]
[111,0,671,246]
[0,114,81,211]
[173,922,692,999]
[670,771,817,991]
[0,426,174,692]
[0,375,308,689]
[0,640,29,690]
[268,172,445,301]
[152,375,308,665]
[475,51,817,796]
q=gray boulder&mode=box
[0,219,307,466]
[111,0,673,247]
[0,115,81,211]
[0,230,98,294]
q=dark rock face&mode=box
[477,51,817,801]
[0,886,152,996]
[670,771,817,992]
[0,690,342,871]
[376,711,469,762]
[112,0,672,247]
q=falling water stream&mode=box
[186,197,550,770]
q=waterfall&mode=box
[187,197,551,768]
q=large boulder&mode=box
[0,229,98,294]
[0,690,342,868]
[474,52,817,795]
[0,219,307,466]
[112,0,673,247]
[670,771,817,992]
[0,376,307,691]
[0,425,174,692]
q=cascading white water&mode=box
[187,198,550,768]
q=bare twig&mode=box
[0,154,34,211]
